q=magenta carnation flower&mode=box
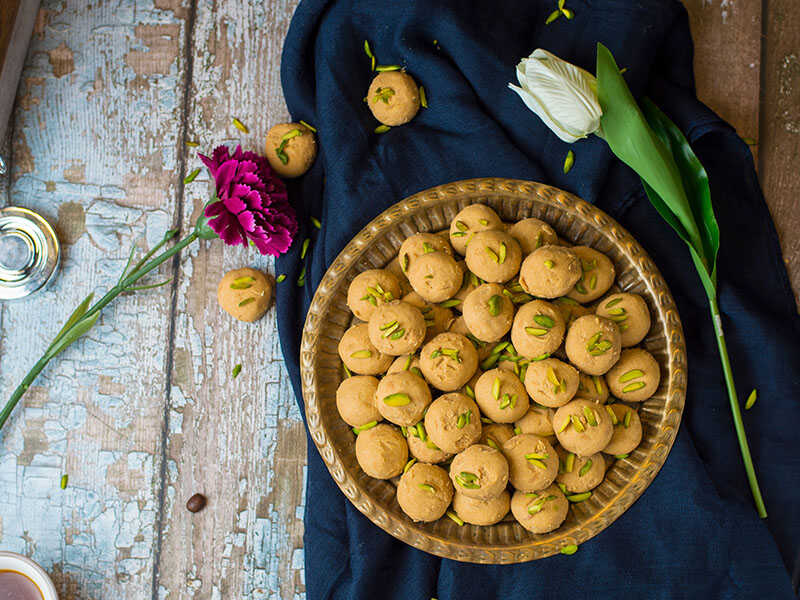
[199,145,298,256]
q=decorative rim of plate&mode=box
[300,178,686,563]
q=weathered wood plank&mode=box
[759,0,800,307]
[0,0,191,597]
[682,0,762,150]
[153,1,306,598]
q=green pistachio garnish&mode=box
[374,124,391,133]
[383,393,411,407]
[534,314,555,328]
[480,416,493,424]
[416,422,427,441]
[276,274,286,283]
[352,421,378,434]
[350,349,372,358]
[455,471,480,489]
[401,254,409,273]
[417,483,436,492]
[238,297,255,307]
[527,458,547,470]
[619,369,644,383]
[492,376,501,400]
[514,426,522,435]
[232,364,242,378]
[455,220,468,232]
[297,265,307,286]
[560,544,579,555]
[563,149,575,174]
[592,376,604,395]
[557,482,567,494]
[487,294,503,316]
[525,327,548,337]
[605,297,623,308]
[456,410,472,429]
[373,86,395,103]
[498,242,507,264]
[375,64,402,72]
[566,492,592,503]
[622,381,646,393]
[446,510,464,526]
[583,406,598,426]
[491,341,509,355]
[579,459,593,477]
[605,405,618,425]
[422,242,435,254]
[486,437,499,450]
[615,453,629,459]
[464,384,476,399]
[557,418,570,433]
[606,307,626,316]
[745,388,757,410]
[525,452,549,460]
[532,352,551,361]
[623,410,632,428]
[480,354,500,370]
[300,120,317,133]
[403,459,417,474]
[441,348,461,362]
[479,218,489,226]
[439,298,461,308]
[485,247,499,263]
[183,167,200,184]
[544,259,554,269]
[564,452,575,473]
[342,363,352,378]
[389,327,406,340]
[409,366,423,377]
[230,276,255,290]
[570,414,585,432]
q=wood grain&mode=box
[0,0,190,597]
[759,0,800,307]
[682,0,762,159]
[152,1,306,598]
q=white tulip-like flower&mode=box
[508,48,602,143]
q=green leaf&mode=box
[640,98,719,285]
[47,293,94,352]
[44,310,101,360]
[596,43,707,268]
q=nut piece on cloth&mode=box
[217,267,273,322]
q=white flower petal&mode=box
[508,83,582,143]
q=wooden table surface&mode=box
[0,1,797,598]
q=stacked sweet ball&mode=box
[336,204,658,533]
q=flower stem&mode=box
[0,230,199,432]
[708,292,767,518]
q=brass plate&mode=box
[300,178,686,563]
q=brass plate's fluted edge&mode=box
[299,178,687,564]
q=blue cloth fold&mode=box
[276,1,800,597]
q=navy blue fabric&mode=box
[275,1,800,598]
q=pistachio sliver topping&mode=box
[605,297,623,308]
[560,544,579,555]
[480,416,493,424]
[352,421,378,434]
[455,220,468,232]
[586,332,602,350]
[570,414,585,432]
[492,376,501,400]
[498,242,507,264]
[486,437,499,450]
[487,294,503,316]
[485,246,499,263]
[464,384,475,399]
[578,459,593,477]
[544,259,554,269]
[615,453,629,459]
[592,376,604,395]
[417,483,436,492]
[525,452,549,460]
[546,367,560,387]
[527,458,547,470]
[389,328,405,340]
[619,369,644,383]
[533,314,555,328]
[441,348,461,362]
[403,458,416,474]
[622,381,646,393]
[383,393,411,407]
[381,322,400,337]
[479,218,489,226]
[491,341,509,355]
[583,406,598,427]
[564,452,575,473]
[514,426,522,435]
[416,422,427,441]
[745,388,757,410]
[439,298,461,308]
[350,349,372,358]
[623,410,632,428]
[238,297,255,307]
[525,327,548,337]
[455,472,480,489]
[558,418,571,433]
[566,492,592,503]
[374,124,391,133]
[401,254,409,273]
[230,276,255,289]
[606,307,627,316]
[605,405,619,425]
[446,510,465,526]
